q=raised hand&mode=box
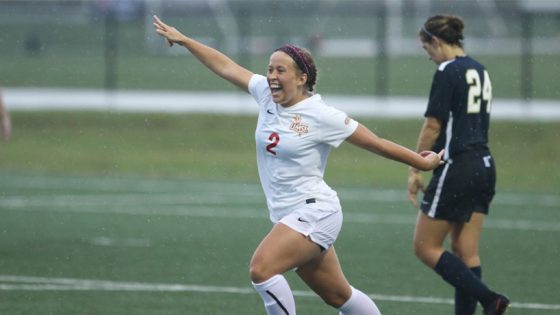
[153,15,185,47]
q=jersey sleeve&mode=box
[425,69,454,121]
[319,105,359,148]
[248,74,271,108]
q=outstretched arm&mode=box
[153,15,254,92]
[346,123,443,171]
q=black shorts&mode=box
[420,149,496,222]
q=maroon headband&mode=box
[275,44,314,90]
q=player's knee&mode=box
[249,261,272,283]
[413,240,442,266]
[451,244,469,260]
[454,252,480,267]
[451,244,480,265]
[413,239,427,259]
[321,290,350,308]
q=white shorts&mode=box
[279,208,343,250]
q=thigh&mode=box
[250,222,322,282]
[280,209,342,251]
[413,211,454,267]
[296,246,352,307]
[450,212,485,266]
[414,211,453,247]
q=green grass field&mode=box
[0,174,559,314]
[2,112,559,192]
[1,112,559,314]
[2,6,559,313]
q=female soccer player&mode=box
[154,15,443,315]
[407,14,510,315]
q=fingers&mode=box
[407,178,418,207]
[152,15,174,47]
[408,171,424,208]
[152,15,171,34]
[408,192,418,208]
[420,150,445,166]
[407,188,420,208]
[153,15,167,29]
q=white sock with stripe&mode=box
[252,274,296,315]
[339,286,381,315]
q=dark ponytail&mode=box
[419,14,464,47]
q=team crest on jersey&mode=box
[290,115,309,136]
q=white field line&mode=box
[0,174,558,208]
[90,237,152,247]
[1,191,558,211]
[1,199,560,232]
[5,88,560,121]
[0,275,558,311]
[1,174,559,231]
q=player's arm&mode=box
[153,15,253,93]
[411,117,441,167]
[346,123,443,171]
[407,116,441,207]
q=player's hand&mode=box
[419,149,444,170]
[153,15,185,47]
[407,170,424,208]
[407,149,442,207]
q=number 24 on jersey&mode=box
[466,69,492,114]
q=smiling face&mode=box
[267,51,308,107]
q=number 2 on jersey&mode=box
[266,132,279,155]
[466,69,492,114]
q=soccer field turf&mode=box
[1,173,558,314]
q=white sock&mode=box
[339,286,381,315]
[252,274,296,315]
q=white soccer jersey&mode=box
[248,74,359,222]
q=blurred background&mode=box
[1,0,559,101]
[1,0,559,186]
[0,2,559,314]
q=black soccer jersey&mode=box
[425,56,492,158]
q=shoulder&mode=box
[248,74,271,104]
[435,57,473,82]
[248,74,268,91]
[438,59,456,72]
[290,94,338,127]
[440,56,485,72]
[310,95,355,128]
[306,94,340,118]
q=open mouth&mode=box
[269,83,282,94]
